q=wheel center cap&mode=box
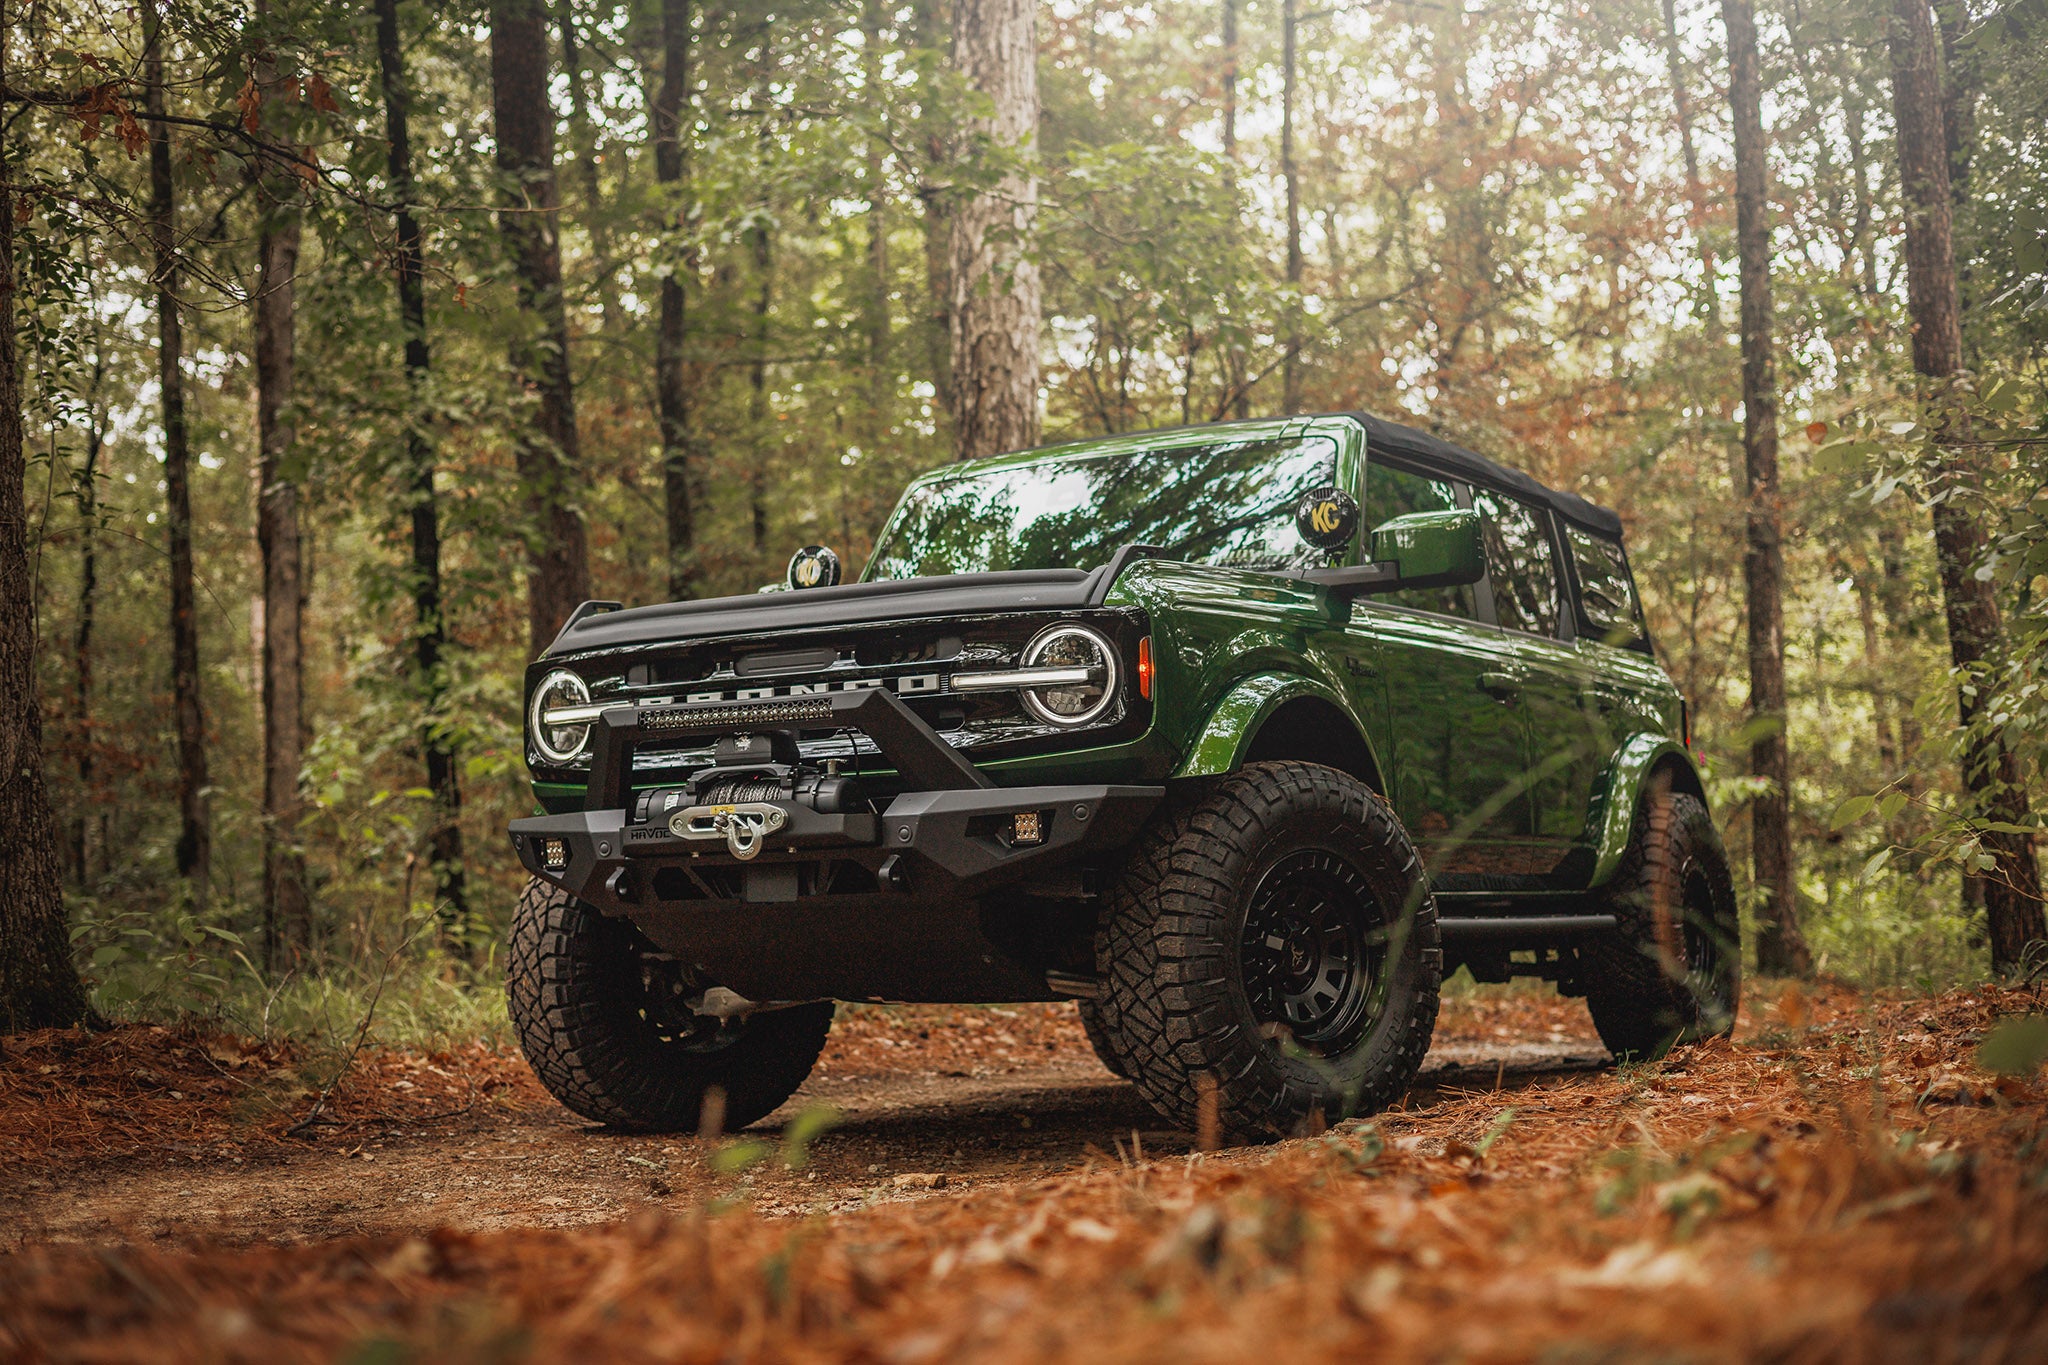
[1286,934,1313,976]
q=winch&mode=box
[626,730,871,861]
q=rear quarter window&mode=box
[1565,524,1650,650]
[1471,488,1562,637]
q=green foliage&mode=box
[1976,1017,2048,1076]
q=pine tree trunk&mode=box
[558,0,616,336]
[0,0,93,1032]
[146,0,211,902]
[1722,0,1810,978]
[913,0,955,427]
[1280,0,1302,415]
[1220,0,1249,421]
[1886,0,2045,973]
[70,358,104,888]
[253,132,309,968]
[377,0,469,936]
[491,0,592,656]
[652,0,699,601]
[947,0,1040,459]
[747,36,774,556]
[1661,0,1719,329]
[862,0,891,419]
[652,0,699,602]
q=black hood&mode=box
[545,563,1136,658]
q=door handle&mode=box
[1478,671,1521,702]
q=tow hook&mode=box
[667,802,789,860]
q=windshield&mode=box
[865,436,1341,580]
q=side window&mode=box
[1565,524,1649,649]
[1363,462,1478,619]
[1471,489,1561,637]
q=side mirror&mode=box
[1368,509,1484,591]
[786,544,843,590]
[1301,508,1484,600]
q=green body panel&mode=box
[1351,598,1537,878]
[531,413,1699,897]
[1172,672,1361,778]
[1586,733,1705,887]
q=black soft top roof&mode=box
[1342,412,1625,540]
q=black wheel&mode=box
[1584,786,1740,1062]
[1093,762,1441,1142]
[507,878,834,1132]
[1076,998,1130,1079]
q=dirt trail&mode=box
[3,996,1605,1248]
[9,983,2043,1364]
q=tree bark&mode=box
[1845,91,1881,302]
[947,0,1040,459]
[69,348,105,888]
[558,0,616,335]
[1661,0,1719,330]
[252,15,310,969]
[1221,0,1248,420]
[147,0,211,902]
[748,225,771,554]
[651,0,701,601]
[1722,0,1810,977]
[491,0,592,656]
[862,0,891,418]
[0,0,93,1032]
[377,0,469,936]
[1887,0,2045,973]
[747,31,774,554]
[913,0,955,425]
[653,0,699,601]
[1280,0,1302,414]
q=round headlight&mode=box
[529,668,594,765]
[1019,625,1119,726]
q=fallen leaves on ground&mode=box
[3,982,2045,1362]
[0,1026,547,1171]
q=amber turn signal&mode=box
[1137,636,1153,700]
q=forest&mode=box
[1,0,2046,1358]
[0,0,2043,1017]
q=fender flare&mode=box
[1588,733,1708,887]
[1172,672,1378,781]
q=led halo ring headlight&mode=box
[1017,624,1119,726]
[529,668,595,765]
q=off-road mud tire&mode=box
[1076,999,1131,1079]
[507,878,834,1132]
[1584,787,1740,1062]
[1093,762,1441,1142]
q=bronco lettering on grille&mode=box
[672,673,941,705]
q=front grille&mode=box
[535,608,1152,790]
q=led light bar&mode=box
[640,698,837,731]
[949,666,1095,693]
[540,701,614,726]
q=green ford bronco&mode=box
[507,413,1738,1141]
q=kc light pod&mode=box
[529,668,595,765]
[1018,624,1118,726]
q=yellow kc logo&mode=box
[796,558,822,586]
[1310,501,1342,536]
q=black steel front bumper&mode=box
[509,688,1162,1001]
